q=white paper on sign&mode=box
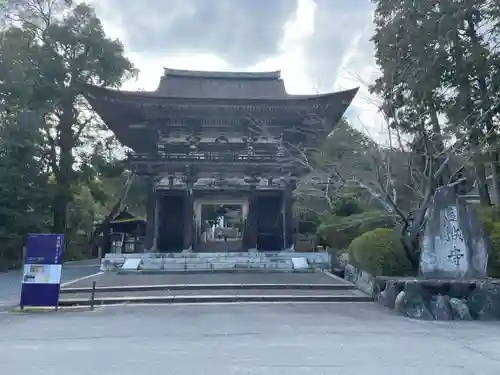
[291,257,309,270]
[22,264,62,284]
[121,258,141,270]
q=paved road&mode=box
[0,259,101,306]
[1,302,500,374]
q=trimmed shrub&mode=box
[331,197,363,217]
[296,211,321,234]
[477,206,500,235]
[348,228,412,276]
[476,207,500,277]
[318,210,394,251]
[488,225,500,278]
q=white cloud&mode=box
[332,23,386,141]
[121,53,230,91]
[240,0,317,96]
[93,0,385,137]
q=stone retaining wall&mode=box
[344,263,500,321]
[343,264,375,296]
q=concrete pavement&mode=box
[64,270,350,288]
[1,302,500,374]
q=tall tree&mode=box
[0,0,136,234]
[371,0,451,172]
[372,0,500,207]
[440,0,495,205]
[0,108,52,266]
[367,0,500,265]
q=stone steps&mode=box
[61,288,365,299]
[57,264,370,307]
[58,292,372,307]
[196,241,243,252]
[60,283,357,294]
[134,260,297,273]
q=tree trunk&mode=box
[463,14,491,206]
[52,192,67,234]
[428,104,450,185]
[405,190,434,270]
[52,103,75,234]
[473,151,491,206]
[490,152,500,205]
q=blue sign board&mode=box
[20,234,64,308]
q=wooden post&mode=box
[245,177,259,251]
[183,189,194,251]
[90,281,96,311]
[144,177,158,251]
[183,174,196,251]
[283,178,296,249]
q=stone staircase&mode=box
[56,254,373,307]
[196,239,243,252]
[58,271,372,306]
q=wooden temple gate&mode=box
[83,68,357,252]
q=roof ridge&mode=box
[163,68,282,80]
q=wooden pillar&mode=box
[153,193,160,250]
[245,179,259,250]
[144,177,157,251]
[283,178,296,250]
[183,178,195,251]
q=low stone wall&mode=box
[344,263,500,321]
[343,264,375,296]
[376,277,500,320]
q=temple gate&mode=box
[83,68,357,253]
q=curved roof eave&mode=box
[80,83,359,106]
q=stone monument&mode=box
[419,186,489,279]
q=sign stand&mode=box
[20,234,64,310]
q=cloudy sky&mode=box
[90,0,383,138]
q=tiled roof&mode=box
[155,68,289,99]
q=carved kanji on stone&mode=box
[419,186,489,279]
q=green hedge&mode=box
[488,225,500,277]
[347,228,412,277]
[478,206,500,234]
[318,210,393,251]
[342,206,500,278]
[478,206,500,277]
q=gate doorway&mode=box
[157,193,185,252]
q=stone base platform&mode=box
[101,251,330,273]
[344,262,500,321]
[375,276,500,321]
